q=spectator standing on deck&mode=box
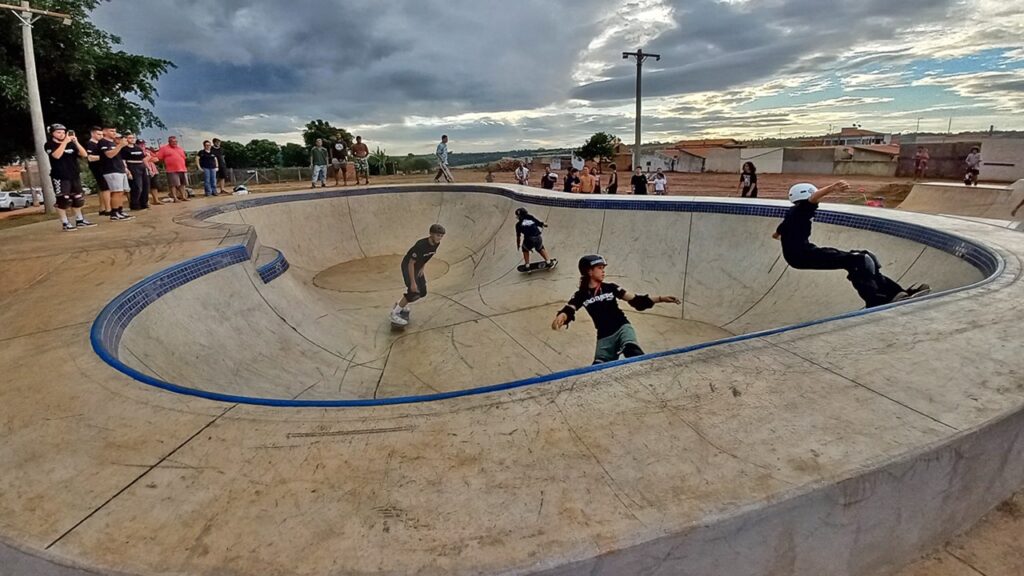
[964,147,982,186]
[913,147,930,179]
[211,138,228,194]
[331,140,349,186]
[98,126,133,220]
[433,135,453,183]
[310,138,329,188]
[122,133,150,210]
[514,161,530,186]
[196,140,219,196]
[649,168,668,195]
[156,136,189,202]
[630,167,648,195]
[737,161,758,198]
[84,126,111,215]
[44,124,95,231]
[605,164,618,194]
[578,166,596,193]
[351,135,370,185]
[563,168,580,193]
[540,166,558,190]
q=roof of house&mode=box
[675,147,708,159]
[835,127,886,137]
[673,138,741,148]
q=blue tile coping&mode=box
[91,186,1005,407]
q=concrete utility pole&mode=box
[1,1,73,214]
[622,48,660,172]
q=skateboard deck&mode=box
[517,259,558,273]
[390,309,411,329]
[439,163,454,182]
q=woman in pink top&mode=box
[140,142,164,205]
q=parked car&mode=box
[21,188,41,204]
[0,191,33,210]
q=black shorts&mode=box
[401,265,427,301]
[522,235,544,253]
[53,178,85,209]
[216,166,227,179]
[90,169,109,192]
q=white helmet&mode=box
[788,183,817,203]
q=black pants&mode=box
[127,164,150,209]
[787,245,904,308]
[742,186,758,198]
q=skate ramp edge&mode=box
[899,179,1024,220]
[93,186,1000,407]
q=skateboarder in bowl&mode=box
[389,224,446,327]
[773,181,930,308]
[552,255,680,364]
[515,207,557,272]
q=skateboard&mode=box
[390,309,411,330]
[517,259,558,273]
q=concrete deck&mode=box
[2,184,1023,575]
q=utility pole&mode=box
[916,117,922,133]
[622,48,660,172]
[1,1,72,214]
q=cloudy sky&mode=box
[93,0,1024,154]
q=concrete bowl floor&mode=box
[2,184,1024,576]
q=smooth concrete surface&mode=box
[2,184,1024,576]
[899,179,1024,220]
[117,191,982,401]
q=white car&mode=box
[0,191,33,210]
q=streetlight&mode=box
[623,48,660,172]
[1,1,73,214]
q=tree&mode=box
[219,140,250,168]
[302,119,353,149]
[575,132,618,172]
[244,139,280,168]
[402,156,433,173]
[368,146,391,176]
[280,143,308,167]
[0,0,174,163]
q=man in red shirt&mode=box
[155,136,189,202]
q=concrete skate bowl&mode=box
[898,179,1024,222]
[46,184,1024,576]
[92,187,996,406]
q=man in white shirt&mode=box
[514,161,530,186]
[433,135,454,183]
[648,168,668,195]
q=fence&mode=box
[150,166,356,190]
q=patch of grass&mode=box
[0,212,50,230]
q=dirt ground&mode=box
[0,169,937,230]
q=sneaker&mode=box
[399,308,411,320]
[98,210,110,216]
[75,219,96,228]
[389,310,408,326]
[906,283,931,297]
[62,222,77,232]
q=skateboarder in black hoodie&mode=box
[774,181,929,307]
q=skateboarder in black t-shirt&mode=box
[774,182,930,307]
[390,224,446,327]
[552,255,680,364]
[514,207,557,272]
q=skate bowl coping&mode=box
[91,185,1000,407]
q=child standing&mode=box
[389,224,446,326]
[737,162,758,197]
[552,255,680,364]
[773,182,929,308]
[515,208,557,270]
[964,147,982,186]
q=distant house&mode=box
[820,127,893,146]
[672,138,743,149]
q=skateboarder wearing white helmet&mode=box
[773,181,930,307]
[552,255,680,364]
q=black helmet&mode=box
[429,223,446,235]
[578,254,607,274]
[49,123,67,133]
[515,207,528,218]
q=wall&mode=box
[834,161,897,177]
[742,148,784,173]
[703,148,741,173]
[897,142,981,179]
[782,148,834,175]
[674,154,705,173]
[976,139,1024,182]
